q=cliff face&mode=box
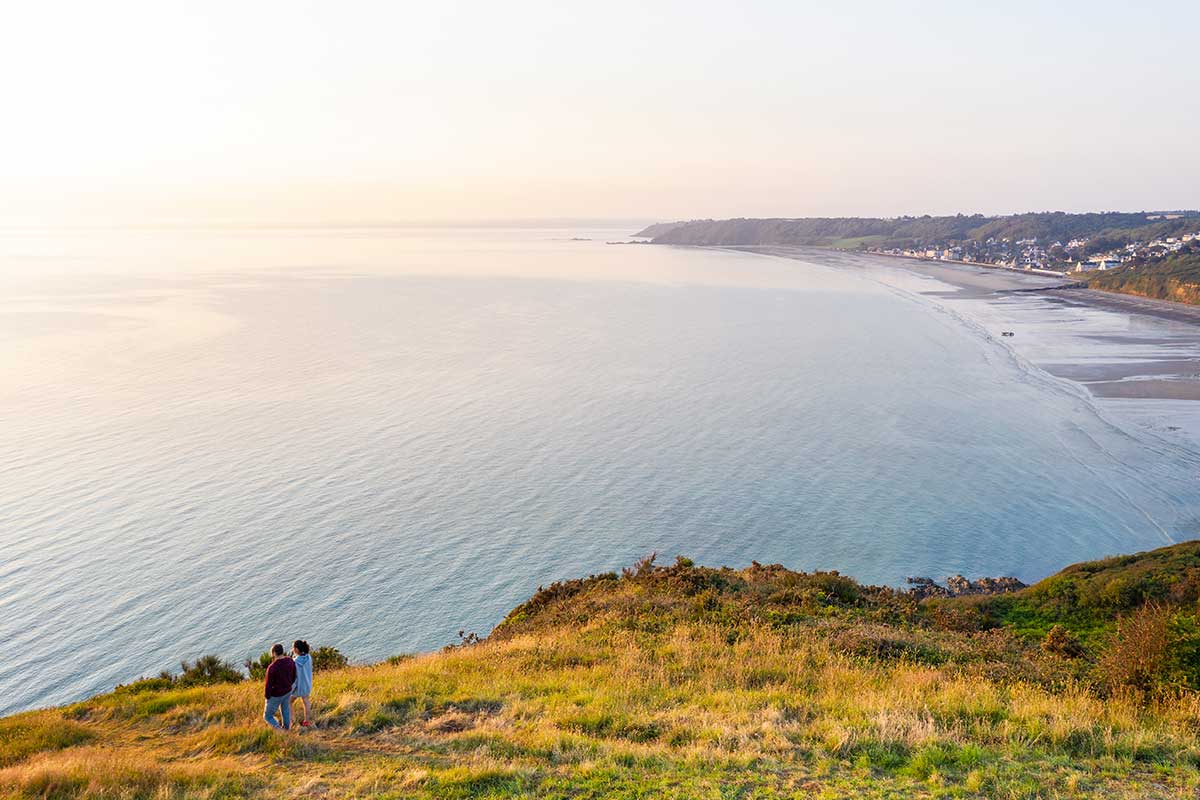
[3,543,1200,799]
[1086,253,1200,305]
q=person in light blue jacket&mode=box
[290,640,314,727]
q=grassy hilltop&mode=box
[4,544,1200,799]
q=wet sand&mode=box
[1041,359,1200,382]
[1086,379,1200,400]
[1048,287,1200,327]
[867,256,1069,297]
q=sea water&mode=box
[3,225,1199,715]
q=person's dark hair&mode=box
[271,643,285,657]
[293,640,310,655]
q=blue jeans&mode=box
[264,692,292,730]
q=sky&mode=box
[1,1,1198,224]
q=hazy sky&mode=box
[2,1,1198,223]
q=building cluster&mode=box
[868,231,1200,277]
[1068,233,1199,274]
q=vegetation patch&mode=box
[0,714,93,768]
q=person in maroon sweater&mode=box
[263,643,296,730]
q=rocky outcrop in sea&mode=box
[905,574,1027,600]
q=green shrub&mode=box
[313,646,348,671]
[173,655,243,687]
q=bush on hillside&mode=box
[924,602,984,633]
[1042,625,1086,659]
[160,655,243,687]
[1096,603,1174,693]
[312,646,348,670]
[622,552,658,579]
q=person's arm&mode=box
[264,661,272,699]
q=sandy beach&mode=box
[742,245,1066,296]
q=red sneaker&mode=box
[301,720,312,727]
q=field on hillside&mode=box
[4,547,1200,799]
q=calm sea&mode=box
[3,224,1199,715]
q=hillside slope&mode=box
[1086,253,1200,305]
[4,545,1200,799]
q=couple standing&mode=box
[263,640,314,730]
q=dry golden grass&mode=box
[3,619,1199,799]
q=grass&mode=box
[4,546,1200,798]
[830,235,889,250]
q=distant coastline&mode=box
[635,212,1200,316]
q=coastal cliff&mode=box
[1084,253,1200,305]
[3,543,1200,799]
